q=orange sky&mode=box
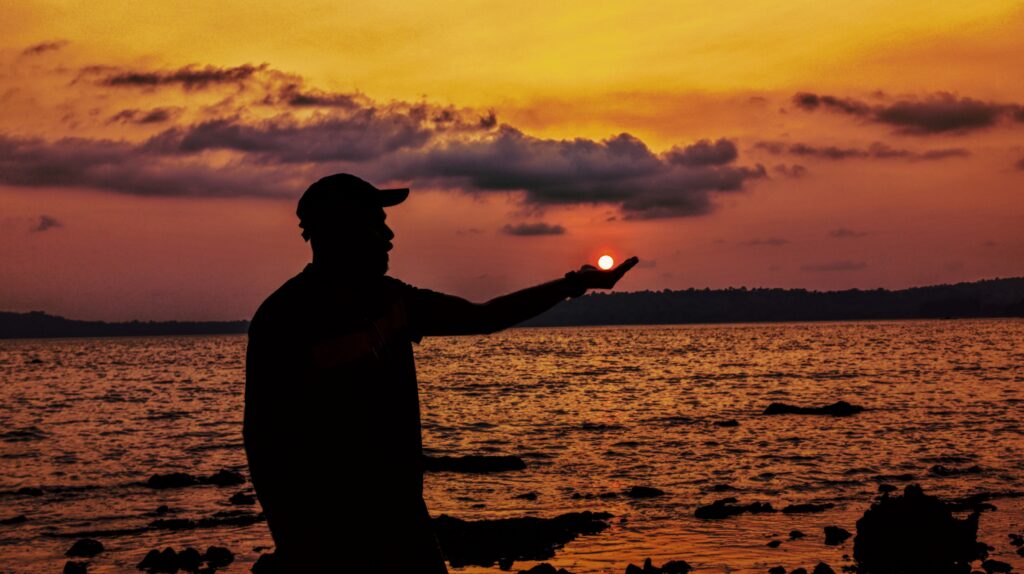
[2,1,1023,320]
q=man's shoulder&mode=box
[250,270,313,331]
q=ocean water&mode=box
[1,320,1022,573]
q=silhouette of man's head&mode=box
[297,174,409,275]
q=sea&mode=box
[1,319,1022,573]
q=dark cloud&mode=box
[107,107,181,124]
[387,127,765,219]
[21,40,69,56]
[829,227,868,238]
[83,63,270,90]
[742,237,789,246]
[773,164,807,178]
[30,215,62,232]
[801,260,867,272]
[755,141,969,161]
[793,91,1021,135]
[665,138,737,166]
[501,222,566,236]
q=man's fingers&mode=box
[614,256,640,276]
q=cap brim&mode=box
[377,187,409,207]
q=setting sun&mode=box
[598,255,614,270]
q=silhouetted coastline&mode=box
[2,277,1022,339]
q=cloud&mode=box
[664,138,737,166]
[108,107,182,124]
[501,222,566,236]
[742,237,789,246]
[773,164,807,178]
[80,63,271,91]
[829,227,868,238]
[800,260,867,272]
[387,127,766,219]
[755,141,970,161]
[793,91,1022,135]
[20,40,69,57]
[30,215,62,232]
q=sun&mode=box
[598,255,614,270]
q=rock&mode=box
[204,546,234,568]
[789,530,806,540]
[146,472,199,489]
[878,484,897,494]
[1009,533,1022,547]
[625,486,665,498]
[229,492,256,505]
[930,465,983,477]
[251,553,276,574]
[695,497,775,519]
[204,469,245,487]
[154,505,171,515]
[423,454,527,473]
[625,558,692,573]
[783,503,835,514]
[812,563,835,574]
[518,564,573,574]
[790,569,808,574]
[432,510,612,568]
[714,419,740,427]
[711,484,737,492]
[1,514,27,525]
[16,486,43,496]
[138,547,179,572]
[767,540,782,548]
[763,401,864,416]
[63,561,88,574]
[824,526,852,546]
[66,538,104,557]
[769,568,786,574]
[853,484,986,574]
[981,560,1012,574]
[1017,547,1024,558]
[177,547,202,571]
[514,492,538,501]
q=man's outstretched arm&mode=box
[407,256,639,337]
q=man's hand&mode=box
[575,256,639,290]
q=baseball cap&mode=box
[296,173,409,240]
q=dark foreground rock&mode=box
[625,557,692,573]
[432,510,612,568]
[518,563,575,574]
[824,526,851,546]
[137,546,233,572]
[853,484,986,574]
[63,561,88,574]
[66,538,104,557]
[624,486,665,499]
[695,497,775,519]
[423,454,527,473]
[763,401,864,416]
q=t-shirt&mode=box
[243,264,478,524]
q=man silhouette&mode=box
[243,173,638,572]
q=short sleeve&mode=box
[385,276,482,340]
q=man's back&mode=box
[243,264,445,572]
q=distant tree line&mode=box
[2,277,1022,339]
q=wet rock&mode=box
[763,401,864,416]
[1009,533,1022,547]
[812,563,836,574]
[16,486,43,496]
[625,486,665,498]
[229,492,256,505]
[1017,547,1024,558]
[432,510,612,568]
[791,569,808,574]
[515,492,539,501]
[204,469,245,487]
[783,503,835,514]
[518,563,574,574]
[853,484,986,574]
[981,560,1012,574]
[930,465,983,477]
[824,526,852,546]
[711,484,738,492]
[1,514,27,525]
[146,472,199,489]
[177,547,202,571]
[63,561,88,574]
[423,454,527,473]
[878,484,897,494]
[251,553,276,574]
[714,419,740,427]
[624,558,692,573]
[789,530,805,540]
[138,548,179,572]
[67,538,104,557]
[204,546,234,568]
[695,497,775,519]
[154,505,171,515]
[768,540,783,548]
[769,567,786,574]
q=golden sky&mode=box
[2,1,1023,320]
